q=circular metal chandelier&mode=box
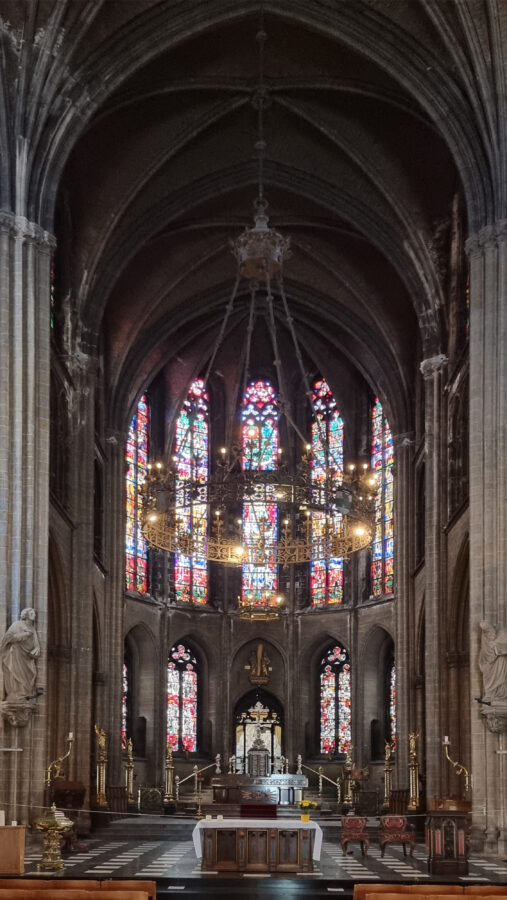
[140,10,378,613]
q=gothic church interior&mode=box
[0,0,506,859]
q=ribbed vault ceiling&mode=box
[15,0,485,432]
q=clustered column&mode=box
[0,211,54,822]
[466,224,507,855]
[420,354,448,806]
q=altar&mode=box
[193,818,322,872]
[211,773,308,806]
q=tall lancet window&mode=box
[241,380,279,608]
[167,643,198,752]
[389,663,397,750]
[320,644,351,754]
[174,379,209,604]
[311,379,344,605]
[125,394,149,593]
[371,398,394,596]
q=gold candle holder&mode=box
[94,724,108,808]
[408,730,420,811]
[382,740,394,810]
[35,804,73,872]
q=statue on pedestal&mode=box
[479,622,507,702]
[0,607,40,726]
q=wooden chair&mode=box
[341,815,370,856]
[378,815,415,857]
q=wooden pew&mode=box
[0,892,149,900]
[464,891,507,895]
[0,881,156,897]
[354,885,465,900]
[101,881,156,898]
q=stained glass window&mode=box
[241,380,279,608]
[167,643,198,752]
[122,662,128,750]
[174,379,209,604]
[389,663,396,750]
[311,379,344,604]
[320,644,351,754]
[125,395,149,593]
[371,398,394,596]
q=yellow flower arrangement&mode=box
[298,800,317,810]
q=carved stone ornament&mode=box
[480,707,507,735]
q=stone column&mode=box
[0,212,55,822]
[392,432,415,782]
[420,354,448,806]
[102,429,129,785]
[66,348,98,822]
[466,224,507,855]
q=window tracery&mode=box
[174,379,209,604]
[371,398,394,596]
[320,644,351,754]
[125,395,149,593]
[311,379,344,605]
[241,380,279,608]
[167,643,198,752]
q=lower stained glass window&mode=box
[167,643,198,752]
[319,644,351,754]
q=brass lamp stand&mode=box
[382,740,394,810]
[408,731,420,811]
[94,724,108,808]
[36,804,73,872]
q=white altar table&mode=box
[192,818,322,872]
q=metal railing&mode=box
[175,760,218,802]
[301,763,342,803]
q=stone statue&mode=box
[479,622,507,703]
[246,642,271,685]
[0,607,40,703]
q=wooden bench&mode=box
[0,882,155,899]
[354,886,465,900]
[0,892,149,900]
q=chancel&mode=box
[2,0,507,893]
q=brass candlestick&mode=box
[382,740,394,810]
[408,730,420,811]
[94,724,108,808]
[196,779,204,819]
[442,736,472,794]
[125,738,135,804]
[164,744,175,805]
[343,745,354,808]
[46,733,74,788]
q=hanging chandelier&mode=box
[140,10,377,613]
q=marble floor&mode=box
[21,825,507,887]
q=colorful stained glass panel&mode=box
[311,380,344,605]
[320,645,351,755]
[371,398,394,596]
[125,395,149,593]
[241,381,279,607]
[174,380,209,604]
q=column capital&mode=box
[420,354,447,380]
[0,209,56,249]
[465,220,507,257]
